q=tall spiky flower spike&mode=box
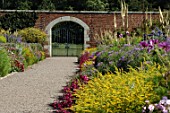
[159,6,164,28]
[126,4,128,29]
[121,0,126,28]
[149,13,152,27]
[114,12,117,29]
[145,7,148,26]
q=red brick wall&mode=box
[34,12,159,43]
[0,11,160,46]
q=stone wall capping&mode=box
[0,10,159,14]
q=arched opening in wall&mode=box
[52,21,84,56]
[45,16,90,57]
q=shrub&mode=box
[0,48,11,77]
[22,47,36,66]
[71,64,168,113]
[0,35,6,43]
[18,27,47,45]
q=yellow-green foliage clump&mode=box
[71,64,167,113]
[22,47,36,66]
[0,35,6,43]
[18,27,47,45]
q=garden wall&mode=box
[0,10,160,47]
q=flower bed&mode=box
[0,28,47,77]
[50,26,170,113]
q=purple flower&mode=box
[97,62,103,67]
[89,53,94,59]
[147,44,154,52]
[158,42,170,52]
[124,44,131,47]
[162,96,168,101]
[134,47,141,51]
[126,31,130,36]
[109,61,113,65]
[96,51,103,57]
[151,39,159,44]
[140,41,149,48]
[17,38,22,43]
[120,56,126,61]
[119,34,123,38]
[157,30,163,36]
[155,104,165,111]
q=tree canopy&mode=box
[0,0,169,11]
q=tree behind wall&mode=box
[0,12,38,32]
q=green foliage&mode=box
[18,28,47,45]
[71,64,168,113]
[16,1,32,10]
[38,0,55,10]
[22,47,36,66]
[0,12,38,32]
[0,48,11,77]
[0,0,169,11]
[94,30,143,46]
[85,0,109,11]
[0,35,6,43]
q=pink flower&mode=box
[80,75,89,83]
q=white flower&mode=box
[148,104,155,111]
[166,99,170,105]
[160,100,166,105]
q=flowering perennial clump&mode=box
[142,96,170,113]
[71,64,167,113]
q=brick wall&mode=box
[34,11,159,44]
[0,10,160,46]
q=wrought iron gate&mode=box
[52,21,84,56]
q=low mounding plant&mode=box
[0,35,6,43]
[18,27,47,45]
[0,48,11,77]
[71,64,168,113]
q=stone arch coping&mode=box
[45,16,90,57]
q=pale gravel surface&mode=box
[0,57,78,113]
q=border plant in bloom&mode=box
[0,28,47,77]
[71,64,168,113]
[51,48,97,113]
[142,96,170,113]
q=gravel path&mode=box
[0,57,78,113]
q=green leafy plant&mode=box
[0,35,6,43]
[22,47,36,66]
[18,27,47,45]
[0,48,11,77]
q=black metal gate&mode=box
[52,21,84,56]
